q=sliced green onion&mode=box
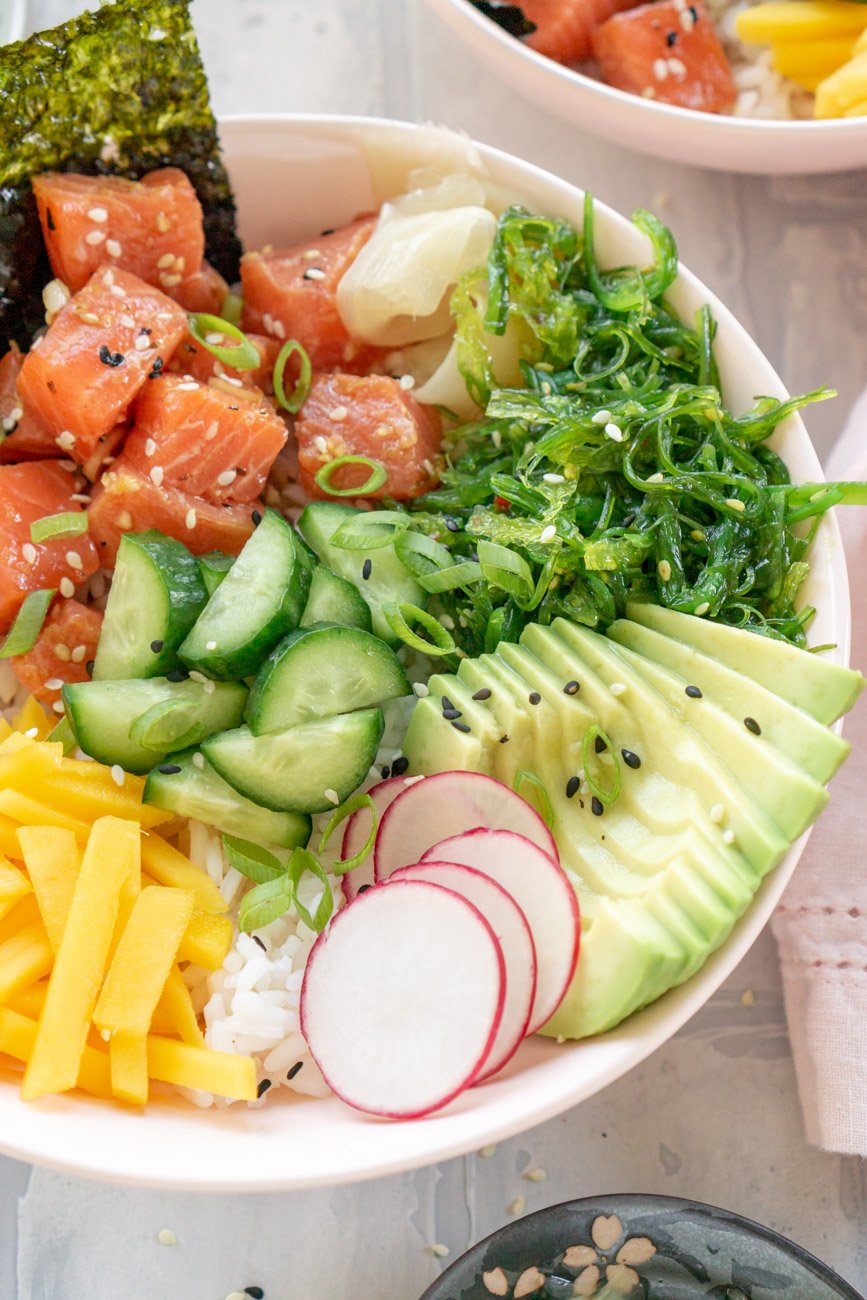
[30,512,88,544]
[418,560,483,594]
[222,834,286,885]
[273,339,312,414]
[513,769,554,829]
[314,456,387,498]
[330,510,410,552]
[582,724,622,807]
[394,530,454,579]
[318,791,378,875]
[477,540,535,603]
[287,846,334,932]
[381,602,455,657]
[220,292,243,327]
[188,312,260,370]
[239,873,294,933]
[47,715,77,754]
[127,699,198,752]
[0,589,54,659]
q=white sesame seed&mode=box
[646,472,664,484]
[723,829,736,845]
[439,612,455,630]
[44,677,65,691]
[203,680,215,695]
[668,56,687,79]
[542,472,565,484]
[87,207,108,223]
[159,273,182,289]
[188,670,208,684]
[204,331,225,345]
[79,311,100,325]
[540,524,557,544]
[694,601,710,616]
[102,269,115,286]
[157,1229,176,1247]
[155,213,171,233]
[21,543,37,565]
[605,422,624,442]
[176,381,199,392]
[508,1196,525,1216]
[225,1292,247,1300]
[55,431,76,450]
[116,511,133,531]
[156,252,176,270]
[478,1143,497,1157]
[491,429,502,450]
[262,312,275,334]
[144,438,157,457]
[204,421,219,441]
[412,681,430,697]
[220,375,244,387]
[680,7,696,28]
[52,701,65,715]
[111,765,125,787]
[70,644,87,663]
[216,469,237,487]
[24,727,38,739]
[118,313,135,329]
[303,248,322,260]
[205,640,218,651]
[192,752,205,770]
[591,409,611,425]
[1,418,14,432]
[329,406,348,422]
[426,1244,450,1258]
[523,1167,546,1182]
[272,319,286,340]
[641,86,657,98]
[175,256,186,273]
[304,267,326,281]
[654,57,669,80]
[657,559,672,582]
[609,682,627,697]
[726,498,746,513]
[185,508,197,530]
[710,803,725,823]
[149,466,165,487]
[65,550,84,571]
[399,374,416,390]
[85,230,107,246]
[324,788,340,805]
[106,239,122,258]
[109,284,126,299]
[53,644,71,662]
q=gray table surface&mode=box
[4,2,866,1297]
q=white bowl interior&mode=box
[425,0,867,175]
[0,115,850,1191]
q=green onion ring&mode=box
[273,339,312,414]
[188,312,261,370]
[314,456,387,498]
[330,510,410,551]
[30,512,88,544]
[0,589,55,659]
[513,769,554,829]
[222,834,286,885]
[238,874,294,934]
[381,601,455,656]
[318,791,378,875]
[582,724,622,807]
[287,847,334,932]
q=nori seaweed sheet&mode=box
[0,0,241,351]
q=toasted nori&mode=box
[0,0,241,352]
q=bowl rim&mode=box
[426,0,867,136]
[420,1192,865,1298]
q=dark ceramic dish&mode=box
[420,1194,864,1300]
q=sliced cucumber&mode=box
[144,749,311,849]
[179,510,311,680]
[300,565,372,632]
[246,623,409,734]
[197,550,235,597]
[203,708,385,814]
[62,677,248,775]
[298,502,424,646]
[93,531,208,681]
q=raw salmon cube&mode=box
[0,347,58,463]
[241,218,385,372]
[295,373,441,501]
[522,0,644,64]
[592,0,737,112]
[16,269,188,463]
[32,168,205,296]
[10,600,103,706]
[0,461,99,632]
[123,374,287,504]
[170,261,231,316]
[168,330,280,395]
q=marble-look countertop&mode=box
[3,2,866,1297]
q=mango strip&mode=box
[38,767,172,830]
[156,966,206,1047]
[177,909,233,970]
[109,1032,149,1106]
[0,857,32,923]
[816,47,867,114]
[0,789,90,839]
[0,741,62,790]
[8,982,47,1019]
[11,696,53,741]
[0,1008,112,1099]
[0,814,24,860]
[95,886,194,1036]
[736,1,867,43]
[22,817,139,1100]
[0,719,13,745]
[0,894,40,945]
[146,1035,257,1101]
[16,827,80,953]
[140,834,226,915]
[0,923,53,1003]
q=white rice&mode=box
[706,0,815,120]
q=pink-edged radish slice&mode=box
[421,829,580,1033]
[300,879,505,1118]
[374,770,558,882]
[391,861,537,1082]
[339,775,420,903]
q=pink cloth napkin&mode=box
[771,388,867,1158]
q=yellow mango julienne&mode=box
[0,893,40,946]
[0,857,31,924]
[95,886,194,1037]
[0,741,61,792]
[0,788,90,839]
[177,909,233,971]
[0,1007,112,1099]
[0,813,24,860]
[843,96,867,113]
[772,35,856,86]
[109,1032,149,1107]
[815,47,867,113]
[37,765,172,831]
[0,922,53,1003]
[11,695,53,741]
[16,826,80,953]
[21,817,139,1100]
[736,1,867,44]
[140,834,227,916]
[146,1035,257,1101]
[156,966,206,1047]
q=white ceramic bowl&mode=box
[426,0,867,174]
[0,115,851,1191]
[1,0,27,45]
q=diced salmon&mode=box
[16,269,188,463]
[169,260,230,315]
[522,0,641,63]
[0,461,99,632]
[592,0,737,111]
[123,374,287,504]
[88,461,258,564]
[240,218,385,373]
[0,347,58,463]
[9,600,102,706]
[167,330,279,394]
[31,168,205,296]
[295,373,441,501]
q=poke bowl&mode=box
[0,98,857,1190]
[424,0,867,173]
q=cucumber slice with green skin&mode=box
[246,623,410,734]
[203,708,385,814]
[92,531,208,681]
[197,550,235,597]
[179,509,312,680]
[297,503,424,646]
[300,565,372,632]
[144,749,311,849]
[62,677,248,775]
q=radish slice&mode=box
[374,770,558,881]
[391,861,537,1081]
[339,776,418,903]
[300,879,505,1118]
[422,829,580,1033]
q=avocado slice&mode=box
[627,603,863,725]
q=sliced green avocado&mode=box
[608,618,850,784]
[626,603,863,725]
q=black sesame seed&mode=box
[391,755,409,777]
[594,734,607,754]
[98,344,125,367]
[744,717,762,735]
[689,4,698,18]
[361,558,372,580]
[565,775,580,799]
[256,1078,272,1099]
[85,659,95,675]
[320,227,335,236]
[286,1062,303,1081]
[471,687,492,700]
[46,208,56,232]
[165,668,189,682]
[591,796,604,817]
[444,516,461,533]
[528,691,541,706]
[666,29,678,44]
[685,684,703,699]
[157,763,182,775]
[621,748,641,769]
[381,764,391,780]
[578,797,585,809]
[245,1288,265,1300]
[563,680,580,695]
[252,510,262,526]
[138,326,152,336]
[442,707,462,721]
[150,639,164,653]
[148,356,164,379]
[441,695,455,712]
[499,734,510,744]
[252,935,266,952]
[451,720,471,733]
[357,884,372,894]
